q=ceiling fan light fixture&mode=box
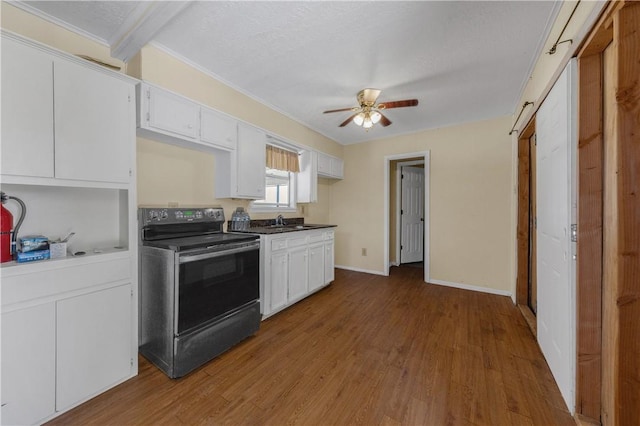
[324,88,418,130]
[370,110,382,124]
[363,114,373,129]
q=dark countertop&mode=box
[232,224,337,235]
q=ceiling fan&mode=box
[323,88,418,129]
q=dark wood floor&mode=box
[48,266,574,425]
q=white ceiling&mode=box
[13,1,561,145]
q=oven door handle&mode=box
[179,242,259,264]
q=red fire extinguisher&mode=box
[1,192,26,263]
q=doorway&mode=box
[527,133,537,315]
[399,164,424,265]
[516,118,538,334]
[383,152,430,282]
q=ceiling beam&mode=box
[109,1,192,62]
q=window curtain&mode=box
[266,145,300,173]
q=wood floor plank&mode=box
[47,266,574,426]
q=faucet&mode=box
[275,214,285,226]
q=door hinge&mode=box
[146,112,150,122]
[131,358,134,367]
[401,245,403,250]
[401,174,404,179]
[129,169,133,177]
[571,224,577,242]
[146,89,150,99]
[401,209,403,215]
[128,94,131,103]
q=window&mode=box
[251,168,297,212]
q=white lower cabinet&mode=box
[1,303,56,426]
[288,247,309,302]
[262,228,335,317]
[270,251,289,313]
[308,243,325,292]
[56,284,132,411]
[1,254,137,425]
[324,239,335,283]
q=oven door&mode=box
[177,241,259,335]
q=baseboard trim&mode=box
[428,278,512,297]
[335,265,388,276]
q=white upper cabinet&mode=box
[298,150,344,203]
[317,153,331,176]
[0,33,135,186]
[297,150,318,203]
[142,84,199,140]
[1,37,54,178]
[317,152,344,179]
[236,124,266,198]
[200,107,237,150]
[330,156,344,178]
[214,123,266,199]
[54,60,133,184]
[137,82,239,153]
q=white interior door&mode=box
[400,166,424,264]
[535,59,577,414]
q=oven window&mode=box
[178,247,259,335]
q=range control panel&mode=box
[140,207,225,225]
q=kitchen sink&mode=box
[269,224,320,229]
[240,223,332,234]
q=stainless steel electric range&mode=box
[138,207,260,378]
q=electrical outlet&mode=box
[361,248,367,256]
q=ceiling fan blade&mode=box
[323,107,356,114]
[378,99,419,109]
[361,88,382,104]
[339,113,358,127]
[379,113,392,127]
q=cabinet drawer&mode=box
[287,235,308,247]
[271,239,288,251]
[1,255,130,307]
[308,233,324,243]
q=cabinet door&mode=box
[1,303,56,426]
[324,241,335,284]
[308,243,325,292]
[236,124,266,198]
[54,60,133,183]
[270,251,288,313]
[297,151,318,203]
[146,85,199,139]
[317,153,331,175]
[1,37,54,178]
[201,107,237,150]
[288,247,308,302]
[330,157,344,179]
[56,284,132,411]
